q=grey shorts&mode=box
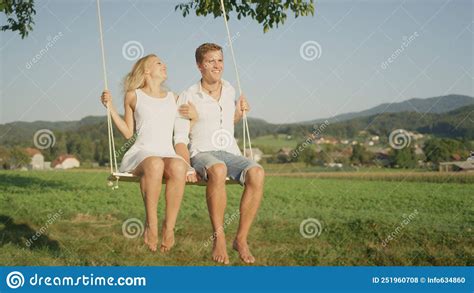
[191,151,262,185]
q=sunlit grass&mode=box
[0,170,472,266]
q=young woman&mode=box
[100,54,197,252]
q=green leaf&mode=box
[175,0,314,33]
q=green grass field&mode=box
[251,134,299,152]
[0,170,472,266]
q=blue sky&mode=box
[0,0,472,124]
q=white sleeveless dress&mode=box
[119,89,181,173]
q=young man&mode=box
[174,43,265,264]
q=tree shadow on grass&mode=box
[0,173,76,191]
[0,215,60,252]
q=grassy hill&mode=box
[303,94,474,124]
[238,104,474,141]
[1,96,472,160]
[0,116,104,146]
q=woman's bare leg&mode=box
[133,156,164,252]
[160,158,187,252]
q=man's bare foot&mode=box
[212,235,230,264]
[143,226,158,252]
[233,239,255,264]
[160,222,175,253]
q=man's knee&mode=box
[245,166,265,186]
[207,163,227,181]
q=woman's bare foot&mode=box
[212,235,230,264]
[233,239,255,264]
[143,225,158,252]
[160,222,175,253]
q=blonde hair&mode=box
[123,54,157,93]
[195,43,222,64]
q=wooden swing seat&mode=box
[108,172,239,186]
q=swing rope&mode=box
[219,0,253,160]
[96,0,119,188]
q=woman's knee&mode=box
[143,157,164,176]
[167,159,187,177]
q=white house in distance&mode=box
[25,147,44,170]
[467,151,474,161]
[52,155,80,169]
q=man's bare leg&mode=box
[233,166,265,263]
[206,163,229,264]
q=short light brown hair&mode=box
[195,43,222,64]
